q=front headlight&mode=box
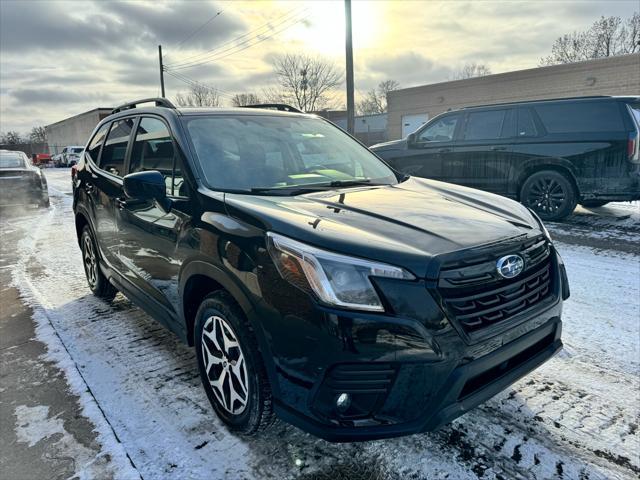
[266,232,415,312]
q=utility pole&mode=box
[344,0,355,135]
[158,45,166,98]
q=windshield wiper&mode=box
[250,179,386,196]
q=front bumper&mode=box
[254,250,566,442]
[274,317,561,442]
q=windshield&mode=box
[184,115,398,192]
[0,154,26,169]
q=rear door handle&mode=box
[491,146,507,151]
[437,148,451,153]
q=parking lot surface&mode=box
[1,168,638,479]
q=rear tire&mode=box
[80,226,117,300]
[194,291,275,436]
[580,200,609,208]
[520,170,577,221]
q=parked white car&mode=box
[57,146,84,167]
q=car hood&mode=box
[370,138,406,152]
[223,177,540,278]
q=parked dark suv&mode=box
[371,96,640,220]
[73,98,569,441]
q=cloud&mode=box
[10,88,115,105]
[0,0,245,54]
[366,53,453,88]
[1,0,637,133]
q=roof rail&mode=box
[462,95,612,110]
[111,97,176,114]
[243,103,303,113]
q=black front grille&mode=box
[437,237,555,334]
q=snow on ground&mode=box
[4,169,639,479]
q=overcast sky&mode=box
[0,0,637,133]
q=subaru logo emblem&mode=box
[496,255,524,279]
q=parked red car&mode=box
[31,153,52,166]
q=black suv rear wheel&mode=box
[521,170,577,221]
[80,226,117,300]
[194,291,275,435]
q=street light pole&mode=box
[158,45,166,98]
[344,0,354,135]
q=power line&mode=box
[165,11,309,71]
[173,9,224,51]
[165,6,304,67]
[165,7,308,70]
[164,70,236,100]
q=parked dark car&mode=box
[371,96,640,220]
[72,98,569,442]
[0,150,49,208]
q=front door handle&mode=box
[491,146,507,151]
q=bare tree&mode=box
[174,83,221,107]
[270,53,343,112]
[231,93,261,107]
[451,63,492,80]
[0,131,23,144]
[29,126,46,143]
[356,80,400,115]
[540,12,639,65]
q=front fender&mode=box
[178,258,254,318]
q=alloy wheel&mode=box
[201,315,249,415]
[526,176,566,215]
[82,234,98,289]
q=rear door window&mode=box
[534,102,624,133]
[100,118,134,176]
[463,109,507,141]
[86,123,110,164]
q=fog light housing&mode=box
[336,393,351,412]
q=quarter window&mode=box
[517,108,538,137]
[86,123,110,164]
[417,115,459,142]
[100,119,134,176]
[463,110,507,141]
[534,102,624,133]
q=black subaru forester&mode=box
[73,98,569,442]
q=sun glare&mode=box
[287,1,382,56]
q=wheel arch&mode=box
[515,159,580,201]
[74,210,91,245]
[179,260,255,347]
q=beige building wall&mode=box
[387,54,640,140]
[46,108,112,154]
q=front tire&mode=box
[80,226,117,300]
[520,170,577,221]
[194,291,274,436]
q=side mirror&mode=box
[123,170,170,210]
[407,133,416,147]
